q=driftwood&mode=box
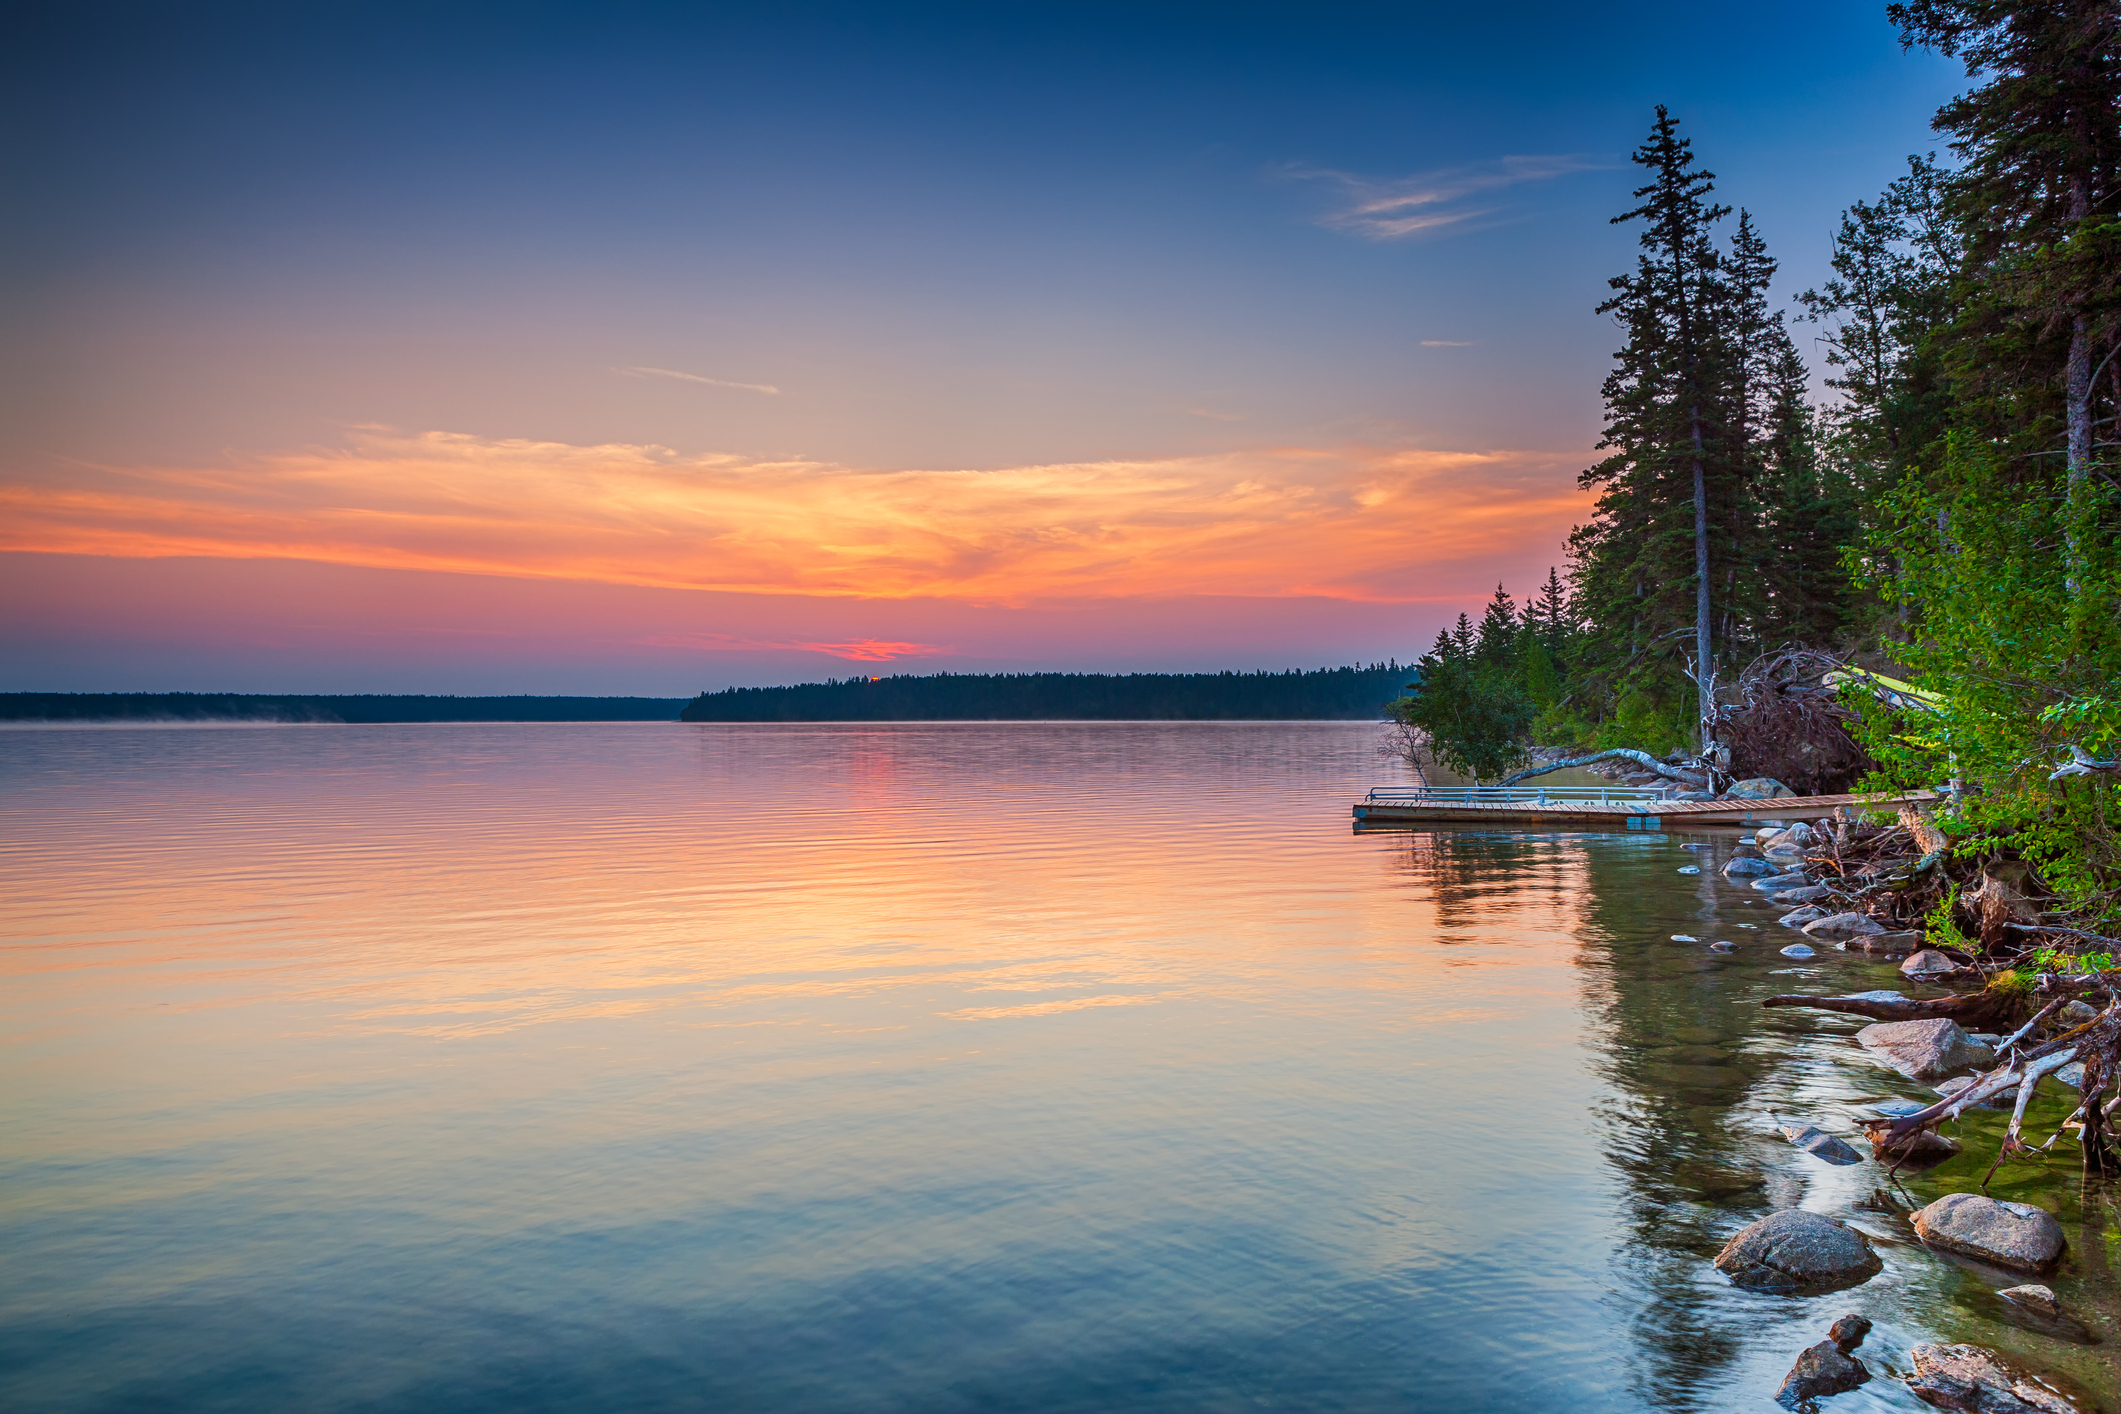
[1861,1007,2121,1179]
[1761,989,2025,1030]
[2049,744,2121,780]
[1494,749,1706,789]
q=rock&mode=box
[1755,872,1815,892]
[1783,1124,1865,1165]
[1839,989,1909,1003]
[2057,1001,2098,1026]
[1907,1343,2087,1413]
[1713,1209,1882,1294]
[1773,885,1835,905]
[1804,912,1886,939]
[2052,1062,2085,1091]
[1781,905,1831,927]
[1992,1285,2099,1345]
[1756,826,1789,846]
[1678,865,1701,875]
[1766,843,1807,859]
[1996,1285,2063,1318]
[1855,1018,1994,1080]
[1935,1075,2009,1109]
[1783,822,1820,847]
[1725,856,1780,877]
[1782,943,1818,959]
[1902,949,1962,981]
[1911,1193,2066,1273]
[1671,933,1700,942]
[1710,940,1736,952]
[1844,930,1921,957]
[1727,777,1796,799]
[1776,1327,1872,1410]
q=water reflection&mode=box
[1,725,2113,1412]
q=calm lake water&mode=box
[2,722,2114,1412]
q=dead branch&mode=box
[1493,749,1706,789]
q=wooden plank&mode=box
[1351,790,1936,829]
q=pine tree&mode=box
[1475,584,1519,666]
[1571,106,1733,747]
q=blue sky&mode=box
[1,2,1967,692]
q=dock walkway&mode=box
[1352,785,1938,831]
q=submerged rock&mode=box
[1873,1127,1963,1164]
[1678,865,1701,874]
[1781,943,1818,959]
[1776,1314,1873,1410]
[1755,872,1815,892]
[1855,1018,1994,1081]
[1803,912,1886,939]
[1844,930,1921,957]
[1780,905,1831,927]
[1783,1124,1864,1166]
[1773,885,1834,905]
[1907,1343,2088,1412]
[1725,856,1779,877]
[1912,1193,2065,1274]
[1713,1209,1882,1294]
[1710,940,1737,952]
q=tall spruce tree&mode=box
[1571,107,1732,748]
[1892,0,2121,585]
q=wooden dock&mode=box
[1352,786,1938,831]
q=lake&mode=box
[2,722,2113,1411]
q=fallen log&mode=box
[1495,749,1706,789]
[1761,990,2021,1030]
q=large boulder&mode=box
[1855,1019,1994,1080]
[1713,1209,1882,1294]
[1776,1315,1872,1410]
[1911,1193,2066,1273]
[1804,911,1886,939]
[1725,856,1780,877]
[1907,1344,2087,1413]
[1727,777,1796,798]
[1780,905,1831,927]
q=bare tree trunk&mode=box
[1691,406,1713,751]
[2065,176,2092,595]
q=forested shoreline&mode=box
[1393,0,2119,933]
[679,665,1410,721]
[0,694,691,723]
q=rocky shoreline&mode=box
[1684,814,2118,1412]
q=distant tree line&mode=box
[679,665,1411,722]
[0,694,690,723]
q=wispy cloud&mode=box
[1185,407,1247,422]
[634,633,948,662]
[1290,155,1602,240]
[615,366,781,395]
[2,427,1593,606]
[1421,340,1473,348]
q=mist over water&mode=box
[2,723,2113,1411]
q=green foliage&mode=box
[1853,433,2121,923]
[2029,946,2116,975]
[1923,884,1979,953]
[1392,626,1537,781]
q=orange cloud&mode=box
[2,427,1592,605]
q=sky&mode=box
[1,1,1966,694]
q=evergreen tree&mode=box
[1475,584,1519,666]
[1571,107,1733,746]
[1891,0,2121,587]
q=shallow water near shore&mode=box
[2,721,2115,1412]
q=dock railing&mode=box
[1362,784,1674,808]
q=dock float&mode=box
[1352,785,1939,831]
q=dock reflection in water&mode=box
[1,723,2112,1411]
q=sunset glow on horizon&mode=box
[2,2,1962,693]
